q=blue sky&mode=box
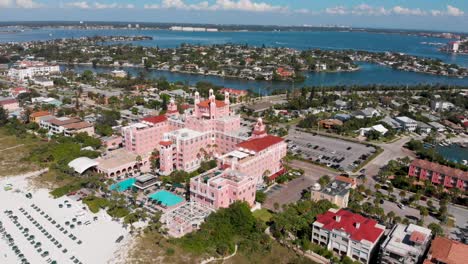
[0,0,467,31]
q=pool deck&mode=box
[148,190,185,208]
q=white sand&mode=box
[0,175,130,264]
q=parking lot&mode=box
[286,130,376,171]
[263,160,339,211]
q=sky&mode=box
[0,0,467,32]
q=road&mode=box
[361,136,417,188]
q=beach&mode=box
[0,174,130,264]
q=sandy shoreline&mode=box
[0,173,131,264]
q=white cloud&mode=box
[15,0,41,8]
[325,6,347,15]
[0,0,13,8]
[144,4,160,9]
[446,5,464,16]
[352,4,389,15]
[94,2,135,9]
[324,4,465,17]
[144,0,288,12]
[66,1,90,9]
[66,1,134,9]
[392,6,425,16]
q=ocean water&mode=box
[2,28,468,88]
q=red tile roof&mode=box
[141,115,167,124]
[426,236,468,264]
[236,135,284,152]
[0,98,18,105]
[411,159,468,181]
[30,111,50,118]
[335,176,357,187]
[409,230,427,244]
[315,209,384,243]
[220,88,247,96]
[197,99,226,108]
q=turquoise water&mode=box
[435,144,468,164]
[109,178,136,192]
[148,190,184,206]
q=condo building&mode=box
[409,159,468,191]
[312,208,385,264]
[379,224,432,264]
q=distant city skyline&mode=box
[0,0,467,32]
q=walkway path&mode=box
[2,168,49,179]
[201,244,238,264]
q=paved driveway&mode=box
[263,160,339,211]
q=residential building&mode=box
[319,119,343,129]
[312,209,385,264]
[409,159,468,191]
[190,169,256,209]
[40,116,94,136]
[442,120,464,134]
[358,124,388,137]
[379,224,432,264]
[424,236,468,264]
[381,116,402,130]
[9,87,29,98]
[395,116,418,132]
[416,121,432,134]
[334,100,348,110]
[354,108,380,119]
[428,122,446,133]
[7,61,60,80]
[110,70,127,78]
[431,100,455,111]
[33,77,54,87]
[0,97,20,112]
[219,88,247,102]
[335,114,352,122]
[310,178,353,208]
[28,111,51,123]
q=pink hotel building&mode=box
[121,89,287,208]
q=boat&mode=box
[462,160,467,166]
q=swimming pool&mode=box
[148,190,184,207]
[109,178,136,192]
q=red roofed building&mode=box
[409,159,468,191]
[276,67,294,78]
[219,118,287,186]
[141,115,167,124]
[424,236,468,264]
[0,97,20,112]
[312,208,385,263]
[9,87,29,98]
[219,88,247,102]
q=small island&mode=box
[0,36,466,81]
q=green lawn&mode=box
[253,209,273,223]
[0,129,44,177]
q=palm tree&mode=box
[387,211,396,224]
[135,155,142,172]
[399,190,406,201]
[419,207,429,222]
